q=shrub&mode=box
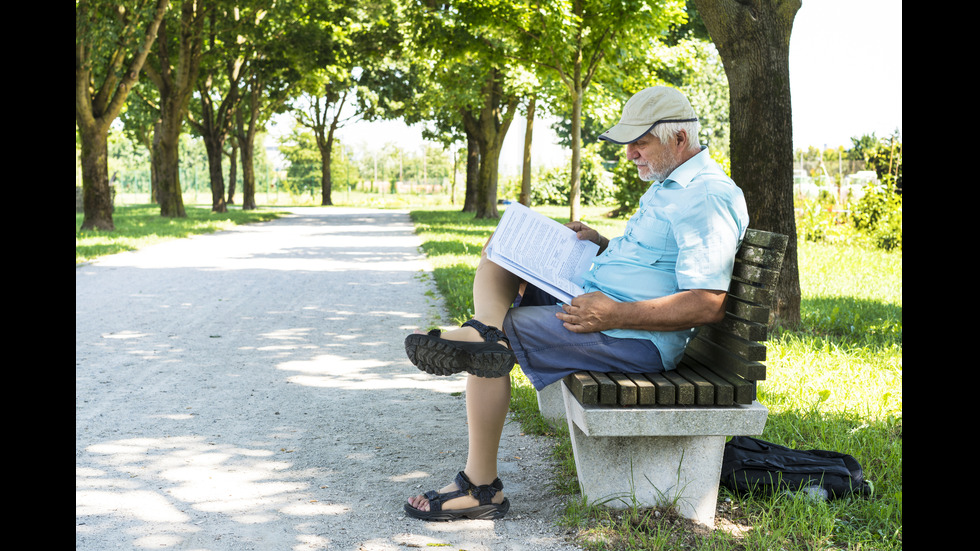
[532,144,615,207]
[850,177,902,251]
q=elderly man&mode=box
[402,86,749,521]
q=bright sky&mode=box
[278,1,902,172]
[789,0,902,149]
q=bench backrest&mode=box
[563,228,789,407]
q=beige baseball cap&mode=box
[598,86,698,144]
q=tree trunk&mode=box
[462,128,479,213]
[75,0,169,230]
[568,84,582,222]
[227,140,238,204]
[236,87,260,210]
[153,120,186,218]
[146,4,207,218]
[239,134,257,210]
[694,0,802,327]
[520,94,535,206]
[202,131,228,212]
[78,125,115,231]
[320,144,334,206]
[463,69,518,219]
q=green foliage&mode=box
[532,144,615,207]
[794,178,902,252]
[278,128,323,194]
[610,147,648,216]
[794,133,903,252]
[850,178,903,251]
[855,130,903,191]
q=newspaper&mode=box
[484,202,599,303]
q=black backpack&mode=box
[720,436,872,499]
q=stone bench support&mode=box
[559,381,768,527]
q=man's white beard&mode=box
[636,156,676,182]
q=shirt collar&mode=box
[662,146,710,188]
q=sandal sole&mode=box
[404,334,515,378]
[404,498,510,521]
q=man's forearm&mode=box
[612,289,727,332]
[558,288,727,333]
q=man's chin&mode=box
[637,169,657,182]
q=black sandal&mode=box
[404,319,515,378]
[404,471,510,521]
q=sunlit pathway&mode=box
[76,207,577,550]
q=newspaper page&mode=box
[484,202,599,303]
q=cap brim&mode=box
[597,123,655,145]
[598,118,699,144]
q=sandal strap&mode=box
[455,471,503,506]
[422,471,504,512]
[461,319,510,346]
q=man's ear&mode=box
[674,129,689,150]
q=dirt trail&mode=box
[76,207,581,550]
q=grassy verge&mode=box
[75,204,281,265]
[409,204,902,550]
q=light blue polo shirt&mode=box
[580,147,749,369]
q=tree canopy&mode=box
[78,0,811,324]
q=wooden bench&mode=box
[535,228,788,527]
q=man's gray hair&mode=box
[649,120,701,152]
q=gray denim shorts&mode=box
[502,285,664,391]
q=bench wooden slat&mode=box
[736,242,786,268]
[684,337,767,381]
[591,371,618,405]
[661,369,695,405]
[607,372,638,406]
[732,259,782,288]
[643,372,676,405]
[725,295,771,324]
[728,280,775,306]
[701,363,757,404]
[675,365,716,405]
[742,228,789,251]
[626,373,657,405]
[565,372,598,404]
[711,313,768,342]
[697,326,766,361]
[679,358,740,405]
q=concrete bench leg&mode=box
[557,381,768,528]
[535,382,566,425]
[565,421,726,527]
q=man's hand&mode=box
[565,221,608,253]
[557,291,619,333]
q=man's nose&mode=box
[625,144,639,159]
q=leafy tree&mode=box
[288,0,406,206]
[402,1,532,219]
[186,0,253,213]
[76,0,170,230]
[142,0,211,218]
[497,0,687,221]
[278,127,322,194]
[233,2,303,209]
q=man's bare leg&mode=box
[407,254,519,512]
[437,254,521,343]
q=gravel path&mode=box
[76,207,582,550]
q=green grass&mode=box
[409,204,902,551]
[75,204,281,265]
[76,189,458,265]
